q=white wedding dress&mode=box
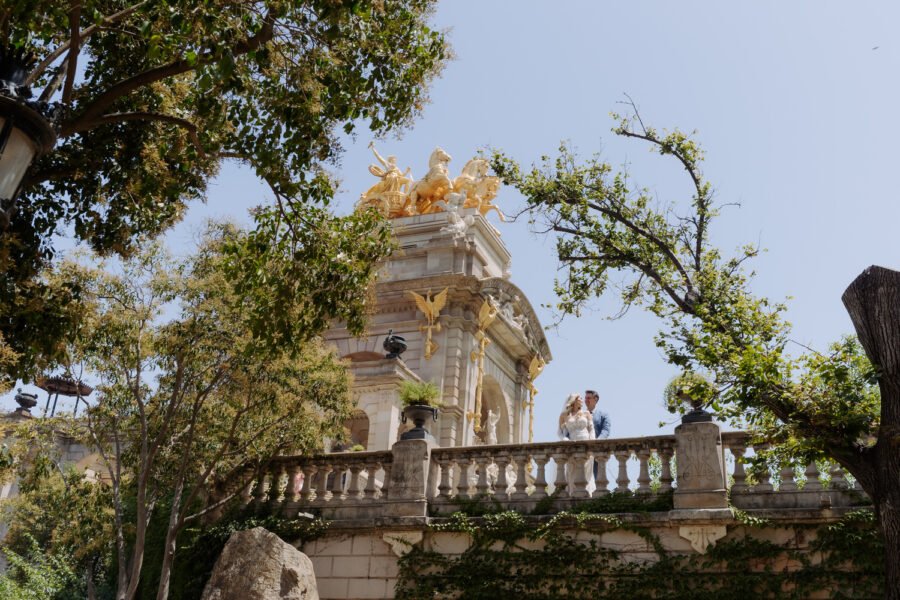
[561,412,595,493]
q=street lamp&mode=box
[0,47,56,206]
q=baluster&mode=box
[251,470,268,512]
[571,448,589,499]
[435,456,453,500]
[829,463,848,490]
[284,464,301,506]
[658,448,674,493]
[280,465,300,518]
[532,453,549,499]
[614,450,630,493]
[511,453,530,501]
[300,465,318,502]
[494,455,511,500]
[552,450,569,498]
[803,461,822,491]
[426,455,440,500]
[380,462,391,497]
[475,454,491,497]
[331,464,346,499]
[730,444,748,493]
[268,463,287,511]
[363,461,379,499]
[636,448,651,494]
[593,450,609,497]
[316,465,333,502]
[456,457,472,499]
[779,463,797,492]
[346,463,363,500]
[239,475,254,509]
[754,446,773,492]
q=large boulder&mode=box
[201,527,319,600]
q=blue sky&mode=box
[9,2,900,443]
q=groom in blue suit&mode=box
[585,389,611,482]
[585,390,611,439]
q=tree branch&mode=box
[61,2,81,105]
[67,111,206,157]
[24,1,150,87]
[71,12,274,126]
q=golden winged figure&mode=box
[408,287,448,360]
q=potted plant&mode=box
[399,380,441,440]
[663,371,717,422]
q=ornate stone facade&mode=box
[327,159,551,450]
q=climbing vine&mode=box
[396,509,882,599]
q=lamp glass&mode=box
[0,116,38,201]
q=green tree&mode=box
[491,101,898,597]
[0,0,446,381]
[33,226,359,600]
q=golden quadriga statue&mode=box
[358,145,504,221]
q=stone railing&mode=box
[237,421,868,523]
[241,450,394,521]
[721,431,866,510]
[429,436,675,513]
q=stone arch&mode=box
[343,409,370,450]
[478,375,509,445]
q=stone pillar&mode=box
[382,438,434,520]
[674,414,727,510]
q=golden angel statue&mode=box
[358,142,414,217]
[408,287,448,360]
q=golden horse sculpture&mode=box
[357,145,505,222]
[454,158,504,221]
[409,147,453,215]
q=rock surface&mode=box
[201,527,319,600]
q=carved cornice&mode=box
[478,277,552,362]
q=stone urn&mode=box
[678,391,712,423]
[400,404,439,440]
[383,329,407,359]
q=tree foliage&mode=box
[0,0,446,381]
[491,104,878,471]
[5,225,359,600]
[490,102,898,591]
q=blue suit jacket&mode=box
[592,407,611,439]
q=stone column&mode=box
[382,438,434,521]
[674,413,727,510]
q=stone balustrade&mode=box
[236,427,868,523]
[429,435,675,513]
[721,431,865,510]
[242,450,394,521]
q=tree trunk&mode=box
[842,266,900,598]
[156,481,184,600]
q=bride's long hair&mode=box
[558,393,582,439]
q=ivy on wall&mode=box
[396,509,882,599]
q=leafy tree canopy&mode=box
[490,103,900,592]
[0,0,446,381]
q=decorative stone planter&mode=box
[383,329,408,359]
[400,404,439,440]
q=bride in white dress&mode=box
[558,393,595,493]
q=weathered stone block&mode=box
[201,527,318,600]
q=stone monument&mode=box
[327,146,552,450]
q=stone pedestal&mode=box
[673,419,727,509]
[382,438,434,520]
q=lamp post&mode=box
[0,47,56,220]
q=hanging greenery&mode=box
[396,509,882,599]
